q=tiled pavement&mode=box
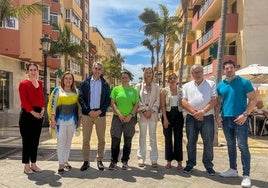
[0,112,268,188]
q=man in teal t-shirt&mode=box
[215,60,257,188]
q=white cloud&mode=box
[118,46,145,56]
[89,1,180,84]
[90,0,179,45]
[123,63,151,83]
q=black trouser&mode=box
[110,115,136,163]
[111,136,132,163]
[162,108,184,162]
[19,107,43,164]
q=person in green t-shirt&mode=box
[108,70,139,170]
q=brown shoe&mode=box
[165,161,171,169]
[152,163,158,168]
[31,166,43,173]
[138,163,145,167]
[24,168,34,175]
[177,162,183,170]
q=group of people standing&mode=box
[18,60,257,188]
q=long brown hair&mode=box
[60,71,77,93]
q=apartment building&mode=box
[0,0,90,113]
[89,26,107,61]
[89,26,120,85]
[173,4,195,83]
[191,0,268,79]
[167,0,268,85]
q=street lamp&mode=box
[40,34,51,127]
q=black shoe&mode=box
[108,162,117,171]
[206,168,215,176]
[97,161,105,171]
[122,161,129,170]
[58,168,65,174]
[183,166,193,173]
[80,161,89,171]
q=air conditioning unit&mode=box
[20,61,27,70]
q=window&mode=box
[50,13,58,29]
[0,71,10,110]
[42,6,50,24]
[3,17,18,29]
[231,2,237,13]
[6,19,15,28]
[85,4,89,21]
[68,60,81,74]
[71,34,81,45]
[71,11,81,29]
[75,0,81,7]
[65,9,71,22]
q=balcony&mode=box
[42,24,59,41]
[48,57,60,69]
[0,28,19,57]
[42,0,60,12]
[192,13,238,55]
[184,55,194,65]
[203,56,237,78]
[192,0,221,30]
[191,0,205,7]
[40,56,60,69]
[186,32,195,43]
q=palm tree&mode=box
[50,24,85,72]
[0,0,42,25]
[139,4,181,87]
[103,53,124,86]
[141,38,155,69]
[216,0,228,84]
[214,0,228,146]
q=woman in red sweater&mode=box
[18,62,45,174]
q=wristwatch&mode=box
[243,112,249,117]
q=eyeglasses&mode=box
[192,70,203,74]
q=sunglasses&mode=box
[169,77,177,80]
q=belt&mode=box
[91,108,100,111]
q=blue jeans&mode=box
[222,117,251,176]
[185,114,214,169]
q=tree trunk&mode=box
[179,0,189,87]
[64,54,69,71]
[214,0,228,147]
[156,38,160,85]
[162,36,166,87]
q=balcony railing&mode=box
[197,28,213,48]
[198,0,214,19]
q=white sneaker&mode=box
[241,176,251,187]
[219,168,239,177]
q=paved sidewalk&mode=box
[0,112,268,188]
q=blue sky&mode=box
[90,0,180,83]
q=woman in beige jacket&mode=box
[136,67,160,168]
[160,73,184,169]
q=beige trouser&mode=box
[82,114,106,161]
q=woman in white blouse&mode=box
[160,73,184,170]
[136,67,160,168]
